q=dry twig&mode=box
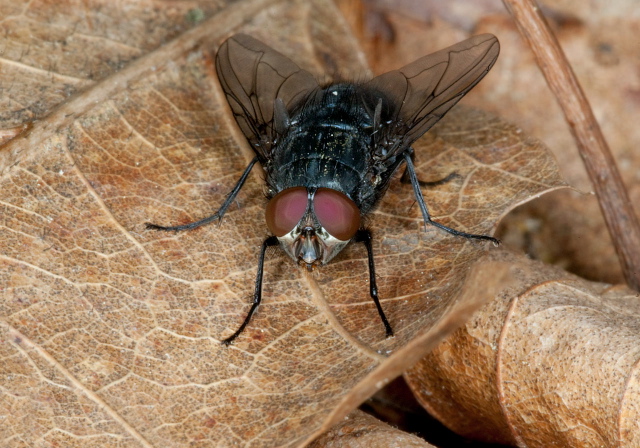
[502,0,640,291]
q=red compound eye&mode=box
[265,187,308,237]
[314,188,360,240]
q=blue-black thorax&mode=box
[265,84,379,211]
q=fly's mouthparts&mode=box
[300,260,317,272]
[295,227,323,267]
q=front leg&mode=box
[221,235,279,345]
[354,229,394,337]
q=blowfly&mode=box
[147,34,500,345]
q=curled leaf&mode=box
[309,410,435,448]
[406,249,640,447]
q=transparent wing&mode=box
[215,34,319,161]
[364,34,500,158]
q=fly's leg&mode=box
[401,170,461,187]
[222,236,279,345]
[400,151,461,187]
[145,157,259,232]
[354,229,394,337]
[403,152,499,244]
[145,156,272,345]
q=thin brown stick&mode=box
[502,0,640,291]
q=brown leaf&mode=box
[0,0,564,446]
[405,249,640,447]
[307,256,517,443]
[309,409,435,448]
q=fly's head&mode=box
[265,187,361,270]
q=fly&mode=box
[146,34,500,345]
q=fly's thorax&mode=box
[265,187,360,269]
[265,84,380,207]
[267,128,372,203]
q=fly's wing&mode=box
[364,34,499,158]
[215,34,319,161]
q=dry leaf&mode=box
[405,249,640,447]
[308,409,434,448]
[308,257,517,443]
[0,0,564,446]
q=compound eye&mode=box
[265,187,308,237]
[314,188,360,241]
